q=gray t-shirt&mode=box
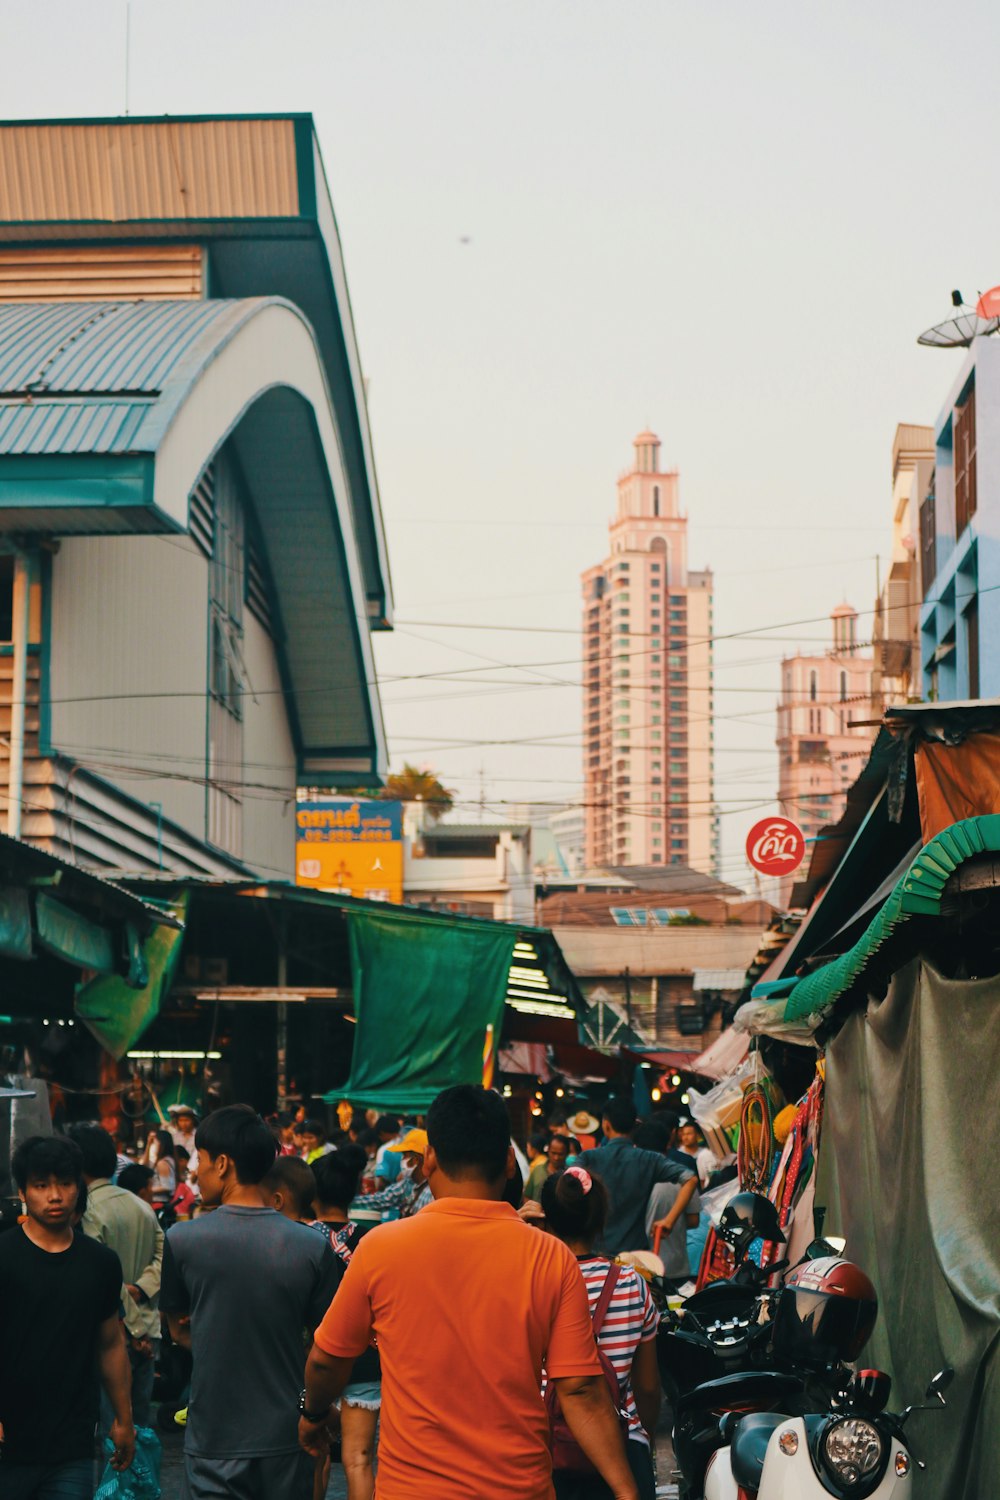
[161,1206,343,1457]
[645,1180,702,1280]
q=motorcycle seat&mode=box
[730,1411,792,1493]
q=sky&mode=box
[1,0,996,886]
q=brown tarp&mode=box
[914,731,1000,842]
[819,959,1000,1497]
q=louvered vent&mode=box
[189,466,215,559]
[0,245,204,302]
[246,534,274,637]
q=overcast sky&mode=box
[2,0,995,884]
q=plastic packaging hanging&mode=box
[94,1426,162,1500]
[686,1053,758,1158]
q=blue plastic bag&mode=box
[94,1425,162,1500]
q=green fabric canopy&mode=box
[327,908,517,1112]
[74,896,187,1059]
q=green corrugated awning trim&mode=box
[74,894,188,1059]
[35,892,116,972]
[777,815,1000,1024]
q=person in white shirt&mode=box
[677,1121,720,1189]
[167,1105,198,1159]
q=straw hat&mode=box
[568,1108,599,1135]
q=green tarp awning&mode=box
[75,896,187,1059]
[327,907,517,1112]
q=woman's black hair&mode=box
[528,1131,549,1154]
[312,1150,363,1211]
[540,1167,609,1244]
[300,1118,326,1140]
[151,1128,176,1160]
[117,1163,155,1196]
[66,1122,118,1180]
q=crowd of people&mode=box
[0,1086,727,1500]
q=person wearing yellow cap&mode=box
[350,1128,432,1222]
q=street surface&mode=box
[157,1431,348,1497]
[155,1425,679,1498]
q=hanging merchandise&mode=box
[759,1063,825,1270]
[737,1077,777,1193]
[687,1053,757,1160]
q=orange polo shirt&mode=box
[314,1196,603,1499]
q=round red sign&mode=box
[745,816,806,877]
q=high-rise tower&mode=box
[582,431,717,873]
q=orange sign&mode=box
[296,799,403,903]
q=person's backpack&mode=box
[545,1263,630,1473]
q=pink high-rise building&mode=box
[582,430,718,873]
[776,605,875,861]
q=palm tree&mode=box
[380,764,455,822]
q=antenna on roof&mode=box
[124,0,132,117]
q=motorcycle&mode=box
[660,1196,848,1500]
[704,1365,954,1499]
[658,1192,794,1407]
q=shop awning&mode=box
[122,878,586,1111]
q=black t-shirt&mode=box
[0,1225,122,1463]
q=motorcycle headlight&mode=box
[822,1418,885,1486]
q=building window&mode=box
[653,484,660,517]
[202,457,246,861]
[967,598,980,697]
[840,670,847,702]
[919,482,937,595]
[809,670,818,702]
[955,388,977,536]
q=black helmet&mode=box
[772,1257,878,1368]
[717,1193,786,1258]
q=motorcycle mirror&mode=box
[926,1368,954,1402]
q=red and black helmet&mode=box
[772,1257,878,1368]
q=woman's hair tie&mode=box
[564,1165,592,1194]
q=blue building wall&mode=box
[921,339,1000,700]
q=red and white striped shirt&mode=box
[577,1255,659,1444]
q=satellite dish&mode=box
[917,311,1000,348]
[976,285,1000,319]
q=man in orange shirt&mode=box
[300,1085,638,1500]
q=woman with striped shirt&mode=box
[541,1165,660,1500]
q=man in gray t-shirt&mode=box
[160,1106,343,1500]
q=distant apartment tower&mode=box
[582,431,717,873]
[871,424,935,709]
[777,606,875,851]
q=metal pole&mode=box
[276,902,288,1108]
[8,551,30,840]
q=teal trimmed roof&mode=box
[0,295,386,782]
[0,299,260,456]
[749,815,1000,1026]
[0,113,392,626]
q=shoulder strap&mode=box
[591,1263,621,1336]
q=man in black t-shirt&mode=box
[0,1135,135,1499]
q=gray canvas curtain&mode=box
[819,958,1000,1498]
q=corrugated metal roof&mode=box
[0,299,270,455]
[0,118,298,224]
[0,400,148,454]
[0,298,248,396]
